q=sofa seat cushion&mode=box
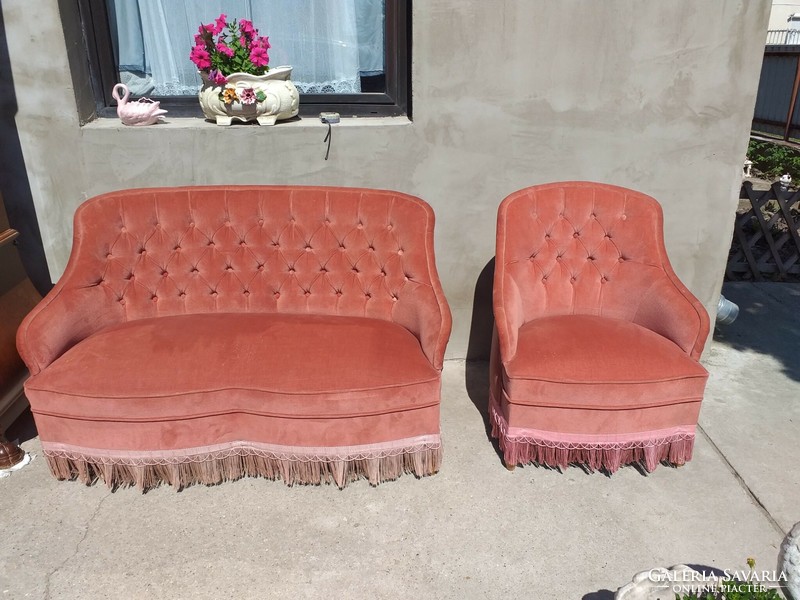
[503,314,708,411]
[27,313,439,424]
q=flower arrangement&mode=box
[190,14,271,105]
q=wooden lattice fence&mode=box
[726,181,800,281]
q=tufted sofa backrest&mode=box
[497,182,689,324]
[22,186,450,370]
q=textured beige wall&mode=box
[3,0,771,358]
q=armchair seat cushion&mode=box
[27,313,439,429]
[504,315,708,410]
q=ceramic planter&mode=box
[198,66,300,126]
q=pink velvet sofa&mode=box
[491,182,710,473]
[17,186,452,489]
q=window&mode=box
[78,0,410,118]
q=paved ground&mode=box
[0,282,796,599]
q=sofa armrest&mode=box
[16,272,122,377]
[631,271,710,361]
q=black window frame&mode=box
[77,0,410,119]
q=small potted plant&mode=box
[190,14,299,126]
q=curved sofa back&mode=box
[18,186,451,373]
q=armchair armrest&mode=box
[631,270,710,361]
[493,272,524,364]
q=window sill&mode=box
[81,115,412,130]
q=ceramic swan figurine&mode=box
[112,83,167,126]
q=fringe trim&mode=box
[42,439,442,491]
[489,398,694,474]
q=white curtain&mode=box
[107,0,385,96]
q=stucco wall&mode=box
[2,0,771,359]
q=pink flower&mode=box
[239,19,256,40]
[197,23,214,36]
[194,33,204,45]
[239,88,256,105]
[216,42,234,58]
[213,13,228,35]
[209,69,227,86]
[256,36,271,50]
[249,46,269,67]
[189,45,211,70]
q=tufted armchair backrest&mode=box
[495,182,708,360]
[18,186,451,373]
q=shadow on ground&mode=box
[714,282,800,382]
[582,591,614,600]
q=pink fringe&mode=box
[489,399,694,473]
[42,437,442,491]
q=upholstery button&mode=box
[542,276,548,282]
[619,257,625,262]
[335,290,342,296]
[404,276,409,281]
[529,253,537,260]
[139,249,146,255]
[365,292,372,299]
[320,267,328,273]
[258,219,264,225]
[545,234,551,240]
[152,295,158,302]
[556,256,562,261]
[397,249,404,256]
[305,246,312,252]
[225,266,233,271]
[208,241,215,247]
[621,214,627,221]
[120,227,127,233]
[126,273,134,280]
[601,276,608,283]
[243,290,250,296]
[119,299,126,305]
[240,241,247,247]
[573,232,580,238]
[570,276,577,283]
[189,222,195,227]
[387,224,393,230]
[381,270,386,276]
[588,256,595,261]
[174,246,181,251]
[591,213,597,218]
[211,291,218,296]
[289,268,295,274]
[357,222,363,229]
[257,264,264,271]
[391,295,398,302]
[161,271,168,277]
[274,292,280,298]
[224,220,231,226]
[106,253,113,259]
[368,246,375,251]
[339,244,346,250]
[179,292,186,298]
[191,267,199,273]
[290,218,296,223]
[352,267,359,273]
[304,291,311,296]
[325,218,331,224]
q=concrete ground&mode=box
[0,282,797,600]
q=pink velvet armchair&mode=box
[17,186,451,489]
[490,182,710,473]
